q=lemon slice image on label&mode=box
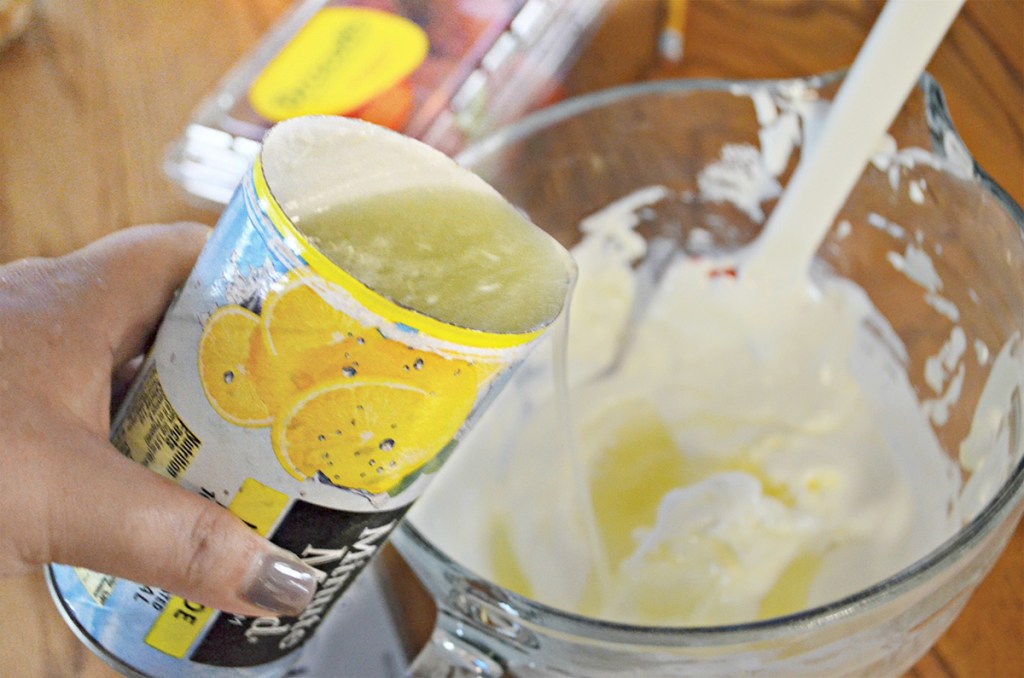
[271,378,473,495]
[260,274,363,357]
[198,305,273,427]
[247,272,367,414]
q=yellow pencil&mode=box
[659,0,688,62]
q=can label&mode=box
[48,153,540,676]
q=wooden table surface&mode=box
[0,1,1020,676]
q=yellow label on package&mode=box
[249,7,428,121]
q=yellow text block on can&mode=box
[144,597,215,658]
[228,478,289,536]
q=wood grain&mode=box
[0,1,1019,676]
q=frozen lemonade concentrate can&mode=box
[47,116,575,677]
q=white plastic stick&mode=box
[744,0,965,286]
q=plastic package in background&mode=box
[164,0,611,208]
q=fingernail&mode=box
[241,549,318,616]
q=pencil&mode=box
[659,0,688,63]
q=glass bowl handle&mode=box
[407,613,506,677]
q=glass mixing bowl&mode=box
[393,73,1024,677]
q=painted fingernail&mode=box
[241,549,318,616]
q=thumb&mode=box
[47,427,318,617]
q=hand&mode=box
[0,223,317,617]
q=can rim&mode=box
[252,155,551,350]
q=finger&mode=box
[65,222,211,367]
[46,429,318,617]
